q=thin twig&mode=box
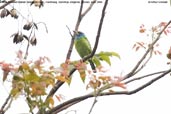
[88,96,97,114]
[66,25,73,37]
[132,32,156,76]
[87,84,109,114]
[24,27,34,59]
[36,22,48,33]
[82,0,97,17]
[124,70,168,84]
[132,49,153,76]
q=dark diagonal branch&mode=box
[83,0,108,61]
[0,0,15,10]
[81,0,97,17]
[45,68,171,114]
[0,95,11,114]
[123,20,171,80]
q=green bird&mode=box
[74,31,96,73]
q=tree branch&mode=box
[88,96,97,114]
[81,0,97,17]
[83,0,108,61]
[131,48,153,76]
[0,0,15,10]
[123,20,171,80]
[0,94,11,114]
[124,70,168,84]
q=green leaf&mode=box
[13,75,23,81]
[92,56,101,67]
[40,75,55,86]
[110,52,120,59]
[98,51,120,59]
[94,51,120,66]
[24,70,40,82]
[100,54,111,65]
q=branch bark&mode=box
[124,70,168,84]
[0,95,11,114]
[0,0,15,10]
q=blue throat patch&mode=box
[75,32,85,40]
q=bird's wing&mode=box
[75,37,92,58]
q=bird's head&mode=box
[73,31,85,40]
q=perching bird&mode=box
[74,31,96,73]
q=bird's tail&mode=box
[88,59,96,73]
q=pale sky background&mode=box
[1,0,171,114]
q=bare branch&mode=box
[36,22,48,33]
[82,0,97,17]
[132,54,152,76]
[123,20,171,80]
[88,97,97,114]
[0,94,11,114]
[74,0,84,32]
[24,27,34,59]
[124,70,168,84]
[66,25,73,37]
[83,0,108,61]
[0,0,15,10]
